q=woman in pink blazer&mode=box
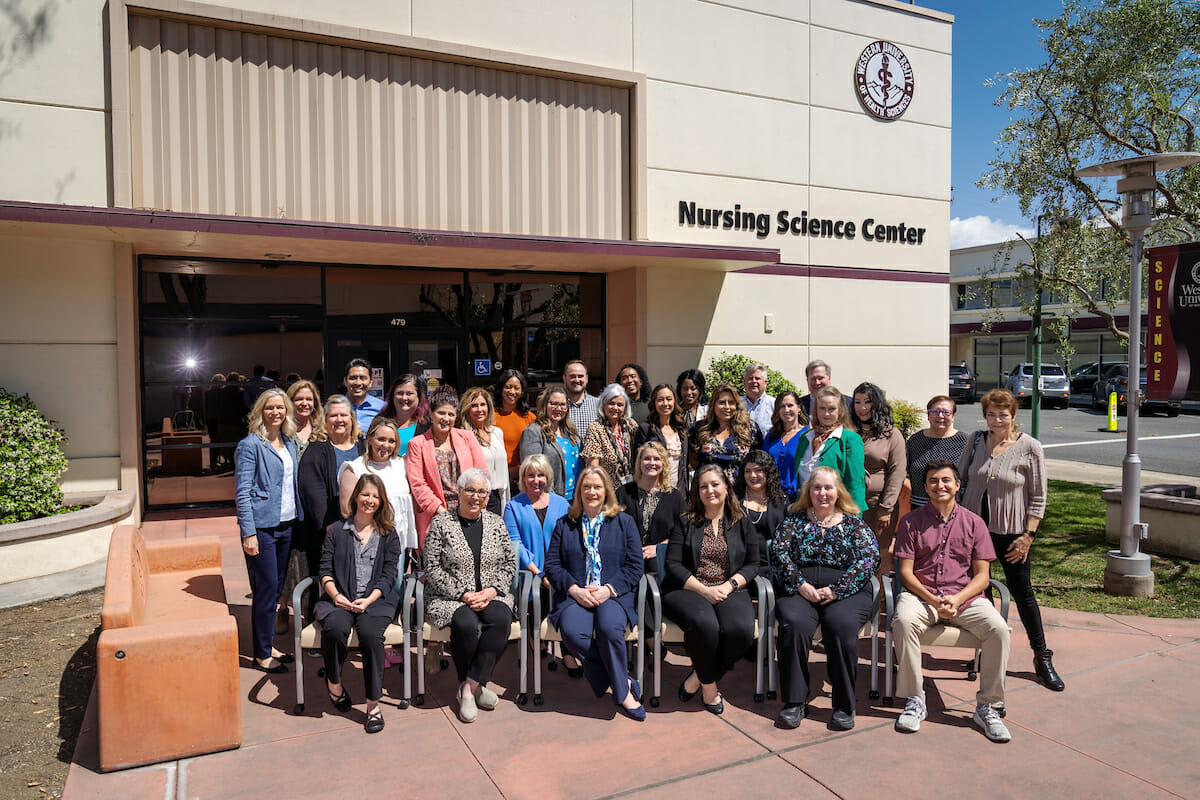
[406,387,489,550]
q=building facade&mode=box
[1,0,953,517]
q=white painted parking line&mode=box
[1042,433,1200,449]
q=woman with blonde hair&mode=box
[770,466,879,730]
[235,388,302,672]
[691,383,763,485]
[518,385,582,500]
[277,378,326,632]
[616,442,686,576]
[459,385,510,514]
[287,379,325,458]
[544,465,646,720]
[795,385,866,511]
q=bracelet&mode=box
[320,577,334,588]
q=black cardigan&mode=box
[663,514,760,594]
[634,422,691,494]
[739,497,787,568]
[314,520,402,622]
[616,481,686,575]
[297,439,366,551]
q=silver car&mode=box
[1003,362,1071,408]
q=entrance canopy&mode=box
[0,202,779,273]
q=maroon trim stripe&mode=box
[737,262,949,284]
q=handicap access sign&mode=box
[473,359,492,377]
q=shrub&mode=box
[0,389,68,524]
[891,398,925,438]
[705,352,799,397]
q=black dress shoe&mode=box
[365,708,385,733]
[702,695,724,715]
[678,672,699,703]
[255,658,288,674]
[327,683,352,713]
[830,710,855,731]
[777,703,805,729]
[564,653,584,679]
[272,652,295,664]
[1034,649,1065,691]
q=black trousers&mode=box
[449,601,512,684]
[662,589,755,685]
[991,533,1047,652]
[321,609,391,701]
[775,588,874,712]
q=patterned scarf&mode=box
[582,512,605,586]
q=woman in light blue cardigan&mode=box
[503,454,570,582]
[235,388,303,673]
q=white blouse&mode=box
[475,425,511,507]
[338,457,419,551]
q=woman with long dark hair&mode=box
[376,374,430,457]
[764,390,805,500]
[850,382,906,573]
[676,369,710,430]
[691,384,763,485]
[634,383,690,492]
[733,449,788,565]
[492,369,536,485]
[616,363,652,423]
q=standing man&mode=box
[345,358,385,431]
[891,460,1012,743]
[563,359,599,434]
[741,364,775,437]
[800,360,835,422]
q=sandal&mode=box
[327,682,352,713]
[365,707,385,734]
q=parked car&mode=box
[948,363,975,404]
[1070,361,1105,394]
[1003,362,1071,408]
[1091,363,1181,417]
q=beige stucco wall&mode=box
[0,235,122,492]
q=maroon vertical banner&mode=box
[1147,242,1200,401]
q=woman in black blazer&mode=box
[634,383,690,493]
[314,473,402,734]
[544,466,647,721]
[616,442,686,577]
[662,463,759,715]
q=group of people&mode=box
[233,355,1064,739]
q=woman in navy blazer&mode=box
[663,463,759,715]
[235,388,303,673]
[544,466,647,720]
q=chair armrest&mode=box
[291,576,315,622]
[529,574,543,624]
[517,570,534,627]
[884,572,898,625]
[988,578,1011,622]
[642,573,663,636]
[870,575,881,606]
[753,575,774,627]
[398,572,418,626]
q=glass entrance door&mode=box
[325,331,464,400]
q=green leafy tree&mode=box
[977,0,1200,344]
[0,389,68,524]
[704,352,799,397]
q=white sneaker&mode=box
[476,683,499,710]
[973,703,1011,743]
[457,683,478,723]
[895,696,926,733]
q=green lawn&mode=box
[1002,480,1200,618]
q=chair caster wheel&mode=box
[767,691,777,700]
[440,659,449,670]
[533,694,544,706]
[517,693,528,706]
[883,697,894,707]
[316,667,326,678]
[294,703,304,714]
[753,693,764,703]
[398,699,410,709]
[414,694,425,706]
[649,696,660,708]
[869,690,880,700]
[548,660,558,671]
[967,671,978,681]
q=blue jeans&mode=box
[244,522,293,660]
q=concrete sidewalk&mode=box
[62,512,1200,799]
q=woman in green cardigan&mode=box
[794,386,866,510]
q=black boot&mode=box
[1034,649,1065,691]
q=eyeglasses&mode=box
[928,409,955,417]
[547,401,568,409]
[462,488,490,498]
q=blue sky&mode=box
[919,1,1065,248]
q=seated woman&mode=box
[338,417,419,553]
[406,387,489,551]
[423,469,517,724]
[518,385,582,501]
[314,473,402,734]
[769,466,880,730]
[795,385,867,512]
[504,454,571,587]
[544,466,647,721]
[616,442,686,577]
[663,463,759,715]
[734,449,788,567]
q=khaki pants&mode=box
[893,592,1009,706]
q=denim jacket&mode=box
[234,433,303,538]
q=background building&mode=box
[0,0,953,516]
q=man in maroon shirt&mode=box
[892,460,1011,742]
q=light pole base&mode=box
[1104,550,1154,597]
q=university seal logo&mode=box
[855,41,914,120]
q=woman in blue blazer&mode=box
[544,466,647,720]
[235,388,303,673]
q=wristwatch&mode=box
[729,577,740,591]
[1025,530,1037,539]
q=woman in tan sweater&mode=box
[958,388,1063,693]
[850,382,906,574]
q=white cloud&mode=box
[950,215,1035,249]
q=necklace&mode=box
[745,506,765,524]
[811,511,841,528]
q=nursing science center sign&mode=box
[677,40,926,247]
[1147,242,1200,402]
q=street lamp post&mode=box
[1075,152,1200,597]
[1031,215,1046,440]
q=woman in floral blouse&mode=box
[769,466,879,731]
[690,384,763,485]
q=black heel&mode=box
[678,671,699,703]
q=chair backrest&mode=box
[101,526,149,630]
[391,547,409,594]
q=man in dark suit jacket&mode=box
[800,359,847,423]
